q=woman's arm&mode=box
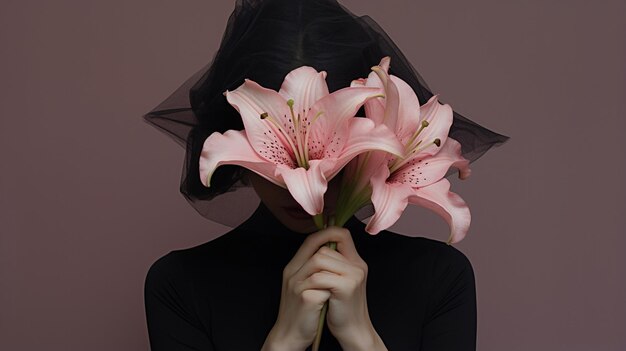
[144,252,216,350]
[420,244,477,351]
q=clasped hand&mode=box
[296,226,375,348]
[270,226,384,351]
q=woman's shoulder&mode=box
[404,235,476,294]
[144,248,193,284]
[413,236,473,268]
[373,229,474,277]
[144,250,186,301]
[144,226,281,284]
[143,245,220,303]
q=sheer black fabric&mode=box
[142,0,509,227]
[144,202,477,350]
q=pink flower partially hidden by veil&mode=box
[198,65,405,217]
[342,57,472,244]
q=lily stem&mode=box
[313,213,325,230]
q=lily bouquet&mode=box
[198,56,471,350]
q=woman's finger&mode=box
[284,226,351,274]
[296,271,344,295]
[317,245,346,261]
[292,250,351,283]
[321,226,361,264]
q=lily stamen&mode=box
[303,110,325,164]
[404,120,429,153]
[260,111,304,166]
[389,137,442,174]
[287,99,309,169]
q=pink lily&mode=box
[339,57,472,244]
[198,65,405,218]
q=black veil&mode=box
[142,0,510,227]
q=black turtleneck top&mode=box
[144,203,476,350]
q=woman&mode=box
[143,0,509,350]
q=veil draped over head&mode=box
[143,0,510,227]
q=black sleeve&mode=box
[420,244,477,351]
[144,251,215,351]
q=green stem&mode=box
[334,188,372,227]
[313,213,325,230]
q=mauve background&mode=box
[1,0,624,350]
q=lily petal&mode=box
[329,117,405,180]
[276,159,336,216]
[350,78,367,88]
[342,149,390,194]
[363,93,386,125]
[306,86,383,160]
[390,137,471,188]
[390,74,421,142]
[408,178,471,244]
[279,66,330,114]
[371,62,400,133]
[225,80,297,164]
[199,129,283,188]
[360,69,386,125]
[365,166,416,234]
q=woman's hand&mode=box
[264,226,343,350]
[307,226,378,351]
[265,226,377,351]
